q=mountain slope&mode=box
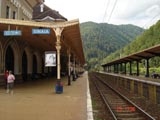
[102,20,160,65]
[80,22,144,71]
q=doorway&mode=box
[22,51,28,81]
[5,46,14,73]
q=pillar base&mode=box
[73,74,77,81]
[55,79,63,94]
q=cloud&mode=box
[45,0,160,27]
[145,5,160,17]
[45,0,106,22]
[114,0,160,19]
[109,0,160,27]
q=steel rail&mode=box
[93,74,156,120]
[92,75,117,120]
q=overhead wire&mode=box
[102,0,110,22]
[107,0,118,23]
[102,0,160,28]
[97,0,111,60]
[100,0,118,59]
[142,12,160,29]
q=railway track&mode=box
[91,74,155,120]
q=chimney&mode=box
[40,3,44,12]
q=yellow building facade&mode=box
[0,0,37,20]
[0,0,85,85]
[0,0,45,84]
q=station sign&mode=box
[4,30,22,36]
[32,28,50,34]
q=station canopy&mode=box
[102,44,160,66]
[0,18,85,64]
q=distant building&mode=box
[32,3,67,22]
[0,0,67,21]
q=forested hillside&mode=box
[102,20,160,67]
[80,22,144,71]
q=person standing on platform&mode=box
[4,69,9,89]
[6,71,15,95]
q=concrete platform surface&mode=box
[0,73,88,120]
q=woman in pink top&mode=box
[7,71,15,94]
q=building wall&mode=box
[0,36,47,84]
[0,0,49,84]
[0,0,33,20]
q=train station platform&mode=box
[0,72,92,120]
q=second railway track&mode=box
[91,74,155,120]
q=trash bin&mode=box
[55,82,63,94]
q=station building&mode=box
[0,0,85,85]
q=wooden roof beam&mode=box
[145,51,160,56]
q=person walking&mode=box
[7,71,15,95]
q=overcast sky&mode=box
[45,0,160,28]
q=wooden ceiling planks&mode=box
[102,44,160,66]
[0,18,85,64]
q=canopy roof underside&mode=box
[0,18,85,64]
[102,44,160,66]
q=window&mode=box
[6,6,10,18]
[13,11,16,19]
